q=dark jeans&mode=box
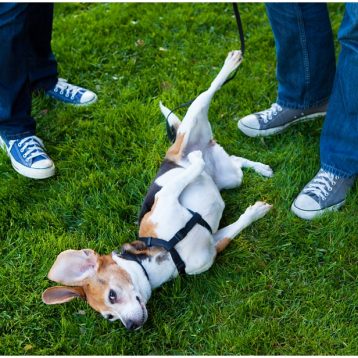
[0,3,58,140]
[266,3,358,178]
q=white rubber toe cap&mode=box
[291,194,321,220]
[80,91,97,104]
[293,194,321,211]
[238,114,260,130]
[32,158,54,169]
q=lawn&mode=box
[0,2,357,355]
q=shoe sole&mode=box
[0,137,55,180]
[238,112,326,137]
[48,93,98,107]
[290,199,345,220]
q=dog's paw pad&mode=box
[188,150,203,164]
[245,201,272,221]
[225,50,243,69]
[254,163,274,177]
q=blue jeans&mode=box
[0,4,58,140]
[266,3,358,178]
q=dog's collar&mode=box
[138,209,212,275]
[116,251,150,282]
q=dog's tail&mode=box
[159,101,181,143]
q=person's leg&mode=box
[0,4,54,179]
[320,4,358,178]
[0,4,36,139]
[291,4,358,220]
[267,3,335,109]
[27,4,97,105]
[27,3,58,92]
[238,3,336,137]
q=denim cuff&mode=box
[31,75,58,93]
[0,130,35,141]
[277,96,330,110]
[321,163,356,179]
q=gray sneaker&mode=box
[238,102,328,137]
[291,168,355,220]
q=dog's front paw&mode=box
[244,201,272,222]
[188,150,204,164]
[253,163,274,178]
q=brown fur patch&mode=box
[139,198,158,238]
[215,237,231,253]
[165,133,185,162]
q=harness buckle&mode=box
[144,237,153,247]
[172,231,185,244]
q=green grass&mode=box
[0,3,357,355]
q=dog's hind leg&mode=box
[174,51,243,155]
[214,201,272,253]
[230,156,273,178]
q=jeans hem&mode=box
[0,130,36,141]
[321,163,355,179]
[31,75,58,92]
[277,96,330,110]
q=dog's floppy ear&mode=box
[121,241,147,255]
[42,286,86,304]
[48,249,99,286]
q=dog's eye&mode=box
[108,289,117,304]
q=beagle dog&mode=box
[42,51,273,330]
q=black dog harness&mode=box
[139,209,212,275]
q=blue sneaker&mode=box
[0,135,55,179]
[46,78,97,106]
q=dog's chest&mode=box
[138,159,181,224]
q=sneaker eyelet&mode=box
[263,119,268,124]
[54,88,58,93]
[20,148,24,153]
[71,96,75,100]
[65,93,69,98]
[325,192,329,196]
[273,112,277,115]
[322,197,326,201]
[60,90,64,95]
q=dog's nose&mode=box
[125,320,140,331]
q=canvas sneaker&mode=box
[238,102,328,137]
[46,78,97,106]
[291,168,355,220]
[0,135,55,179]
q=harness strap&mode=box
[139,210,212,275]
[118,251,150,281]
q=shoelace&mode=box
[303,170,339,201]
[53,78,82,99]
[258,103,283,123]
[9,136,47,163]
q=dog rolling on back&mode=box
[42,51,273,330]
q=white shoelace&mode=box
[303,170,338,201]
[258,103,283,123]
[53,78,82,99]
[9,136,47,163]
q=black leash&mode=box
[165,3,245,129]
